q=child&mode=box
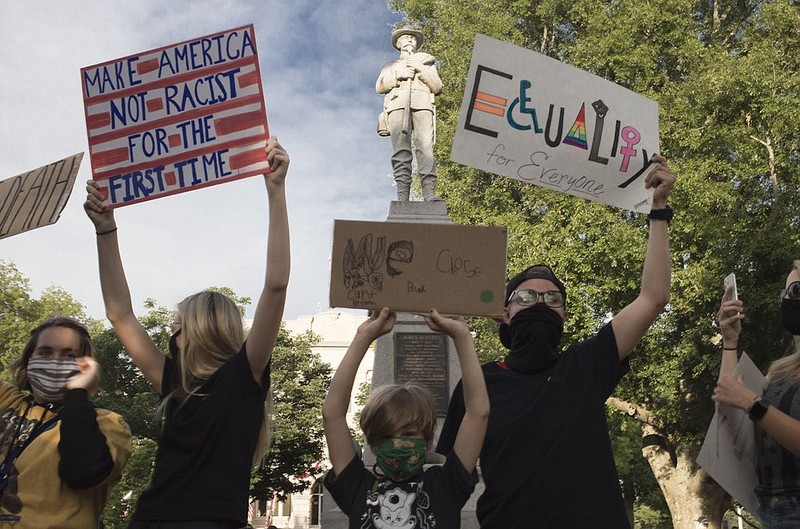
[323,307,489,528]
[83,137,290,527]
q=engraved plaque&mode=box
[394,332,449,416]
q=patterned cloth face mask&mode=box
[26,358,80,403]
[373,437,428,482]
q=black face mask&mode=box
[781,298,800,335]
[504,304,564,373]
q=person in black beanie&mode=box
[437,155,676,528]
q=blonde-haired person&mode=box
[0,316,132,528]
[713,260,800,528]
[83,137,290,529]
[323,308,489,529]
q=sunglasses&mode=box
[780,281,800,300]
[507,289,564,308]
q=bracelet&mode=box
[744,395,760,414]
[723,347,738,351]
[96,227,117,236]
[647,207,673,226]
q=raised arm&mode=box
[245,137,290,382]
[717,287,745,378]
[323,308,396,475]
[84,184,165,391]
[611,155,675,360]
[424,310,489,473]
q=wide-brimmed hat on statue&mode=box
[391,25,424,50]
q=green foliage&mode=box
[102,437,158,529]
[250,328,331,501]
[388,0,800,522]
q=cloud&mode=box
[0,0,404,320]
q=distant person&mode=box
[713,260,800,528]
[323,308,489,528]
[83,137,290,528]
[376,25,443,201]
[0,316,132,528]
[437,156,675,527]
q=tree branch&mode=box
[606,396,666,431]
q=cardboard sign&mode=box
[330,220,507,317]
[0,153,83,239]
[452,34,660,213]
[696,353,767,515]
[81,25,269,208]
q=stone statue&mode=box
[376,26,443,202]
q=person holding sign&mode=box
[376,26,443,202]
[323,307,489,529]
[437,155,675,528]
[713,261,800,528]
[83,137,290,528]
[0,316,132,528]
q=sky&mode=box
[0,0,407,322]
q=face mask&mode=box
[504,304,564,373]
[373,437,427,482]
[26,358,80,403]
[781,298,800,335]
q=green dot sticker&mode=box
[480,289,494,303]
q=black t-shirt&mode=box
[133,343,270,523]
[437,323,630,528]
[324,452,478,529]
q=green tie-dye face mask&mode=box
[373,436,427,482]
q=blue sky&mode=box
[0,1,405,321]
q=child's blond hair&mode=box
[360,383,436,447]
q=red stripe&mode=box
[473,101,505,116]
[476,91,507,106]
[238,70,259,89]
[136,58,159,75]
[87,112,111,130]
[229,147,266,170]
[93,147,129,168]
[88,93,263,144]
[146,98,163,112]
[214,111,264,136]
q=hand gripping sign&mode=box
[452,34,660,213]
[81,25,270,208]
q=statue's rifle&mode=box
[402,58,414,136]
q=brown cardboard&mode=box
[0,153,84,240]
[330,220,507,317]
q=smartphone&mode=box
[723,273,738,301]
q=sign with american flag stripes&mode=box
[81,25,270,208]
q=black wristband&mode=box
[647,207,673,226]
[96,227,117,236]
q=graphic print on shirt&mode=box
[363,480,435,529]
[0,407,41,515]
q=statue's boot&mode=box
[421,176,442,202]
[396,181,410,201]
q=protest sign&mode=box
[451,34,660,213]
[697,353,767,515]
[0,153,83,239]
[330,220,507,317]
[81,25,269,208]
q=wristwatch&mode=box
[748,398,769,422]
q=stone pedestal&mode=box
[321,200,482,529]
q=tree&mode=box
[387,0,800,526]
[250,327,331,501]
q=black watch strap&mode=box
[748,399,769,422]
[647,206,673,224]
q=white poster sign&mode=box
[451,34,660,213]
[697,353,768,516]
